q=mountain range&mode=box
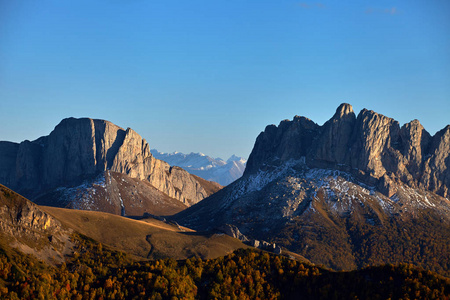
[174,103,450,274]
[0,104,449,298]
[151,150,246,186]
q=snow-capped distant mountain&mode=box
[151,150,246,186]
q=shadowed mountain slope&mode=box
[33,171,188,217]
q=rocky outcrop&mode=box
[0,184,61,233]
[216,224,283,254]
[245,117,320,174]
[420,126,450,197]
[245,103,450,198]
[217,224,249,241]
[313,103,356,166]
[0,184,72,265]
[0,118,220,206]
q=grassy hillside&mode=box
[41,206,248,260]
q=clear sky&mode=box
[1,0,449,160]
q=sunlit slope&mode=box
[41,206,248,260]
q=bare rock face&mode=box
[0,142,19,188]
[0,184,71,264]
[245,117,320,174]
[421,126,450,197]
[0,118,219,208]
[312,103,356,167]
[0,185,61,232]
[111,127,148,177]
[400,120,431,176]
[349,109,401,179]
[244,103,450,198]
[217,224,249,242]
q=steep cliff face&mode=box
[40,118,126,188]
[312,103,356,166]
[245,103,450,198]
[0,184,71,264]
[0,185,61,233]
[0,142,19,188]
[0,118,220,208]
[421,126,450,197]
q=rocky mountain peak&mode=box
[173,103,450,274]
[0,118,220,210]
[332,103,355,120]
[244,103,450,198]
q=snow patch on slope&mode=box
[220,159,449,218]
[55,174,107,210]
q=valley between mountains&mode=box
[0,103,449,299]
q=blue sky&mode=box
[1,0,449,159]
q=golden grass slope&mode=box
[41,206,248,260]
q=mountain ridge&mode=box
[0,118,221,214]
[245,103,450,198]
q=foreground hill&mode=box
[0,184,247,263]
[174,103,450,275]
[0,184,72,265]
[41,205,248,260]
[151,150,246,186]
[0,118,221,216]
